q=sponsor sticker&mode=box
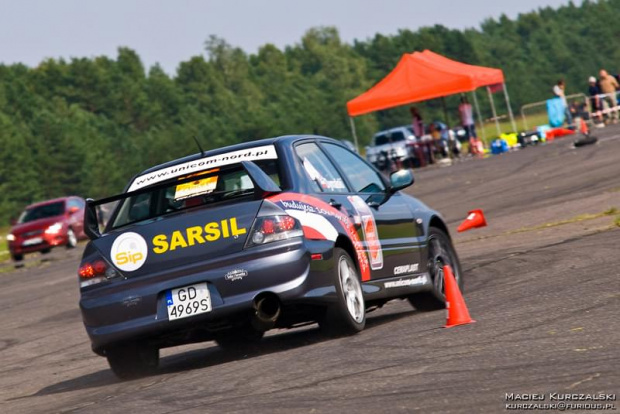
[225,269,248,281]
[152,217,246,254]
[394,263,419,275]
[302,158,346,191]
[128,145,278,191]
[111,232,148,271]
[268,192,371,281]
[348,195,383,270]
[384,275,427,289]
[174,175,218,201]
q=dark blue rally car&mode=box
[78,135,463,378]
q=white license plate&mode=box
[22,237,43,246]
[165,283,212,321]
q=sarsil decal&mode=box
[152,218,246,254]
[111,232,148,272]
[348,195,383,270]
[268,193,371,281]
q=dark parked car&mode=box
[78,135,463,378]
[7,196,86,262]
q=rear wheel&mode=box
[319,248,366,336]
[408,227,463,311]
[105,343,159,379]
[66,228,77,249]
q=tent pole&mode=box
[349,116,360,154]
[502,83,517,132]
[441,97,450,127]
[471,90,486,142]
[487,86,501,136]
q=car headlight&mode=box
[6,234,15,241]
[45,222,63,234]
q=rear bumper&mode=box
[80,239,336,353]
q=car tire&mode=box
[41,248,51,254]
[214,325,264,350]
[12,253,23,262]
[66,228,77,249]
[105,343,159,379]
[408,227,463,311]
[319,248,366,336]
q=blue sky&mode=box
[0,0,570,74]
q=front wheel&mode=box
[106,343,159,379]
[319,248,366,336]
[408,227,463,311]
[66,228,77,249]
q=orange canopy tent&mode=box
[346,50,516,150]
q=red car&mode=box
[7,196,86,262]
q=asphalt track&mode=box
[1,127,619,414]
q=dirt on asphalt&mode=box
[1,127,619,413]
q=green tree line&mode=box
[1,0,619,222]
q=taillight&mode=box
[78,255,119,288]
[245,214,303,248]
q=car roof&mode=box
[373,126,413,136]
[137,135,342,176]
[26,196,80,209]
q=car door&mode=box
[319,142,423,280]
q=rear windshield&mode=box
[107,160,280,230]
[19,201,65,223]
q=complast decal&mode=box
[348,195,383,270]
[268,193,371,281]
[128,145,278,192]
[111,232,148,272]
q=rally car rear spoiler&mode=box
[84,161,282,240]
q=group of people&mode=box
[553,69,620,126]
[409,96,484,165]
[588,69,619,124]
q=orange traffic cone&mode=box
[579,118,589,135]
[444,265,475,328]
[457,209,487,232]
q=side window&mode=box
[68,199,84,209]
[374,134,389,146]
[390,131,405,142]
[323,143,386,193]
[295,143,348,193]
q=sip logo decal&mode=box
[111,232,148,272]
[348,196,383,270]
[152,217,246,254]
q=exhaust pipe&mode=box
[251,294,281,332]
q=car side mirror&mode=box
[68,206,80,214]
[389,169,414,193]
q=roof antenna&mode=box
[193,136,206,157]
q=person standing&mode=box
[458,96,483,156]
[599,69,619,123]
[587,76,602,123]
[553,79,572,126]
[409,106,431,165]
[410,107,424,138]
[458,96,476,140]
